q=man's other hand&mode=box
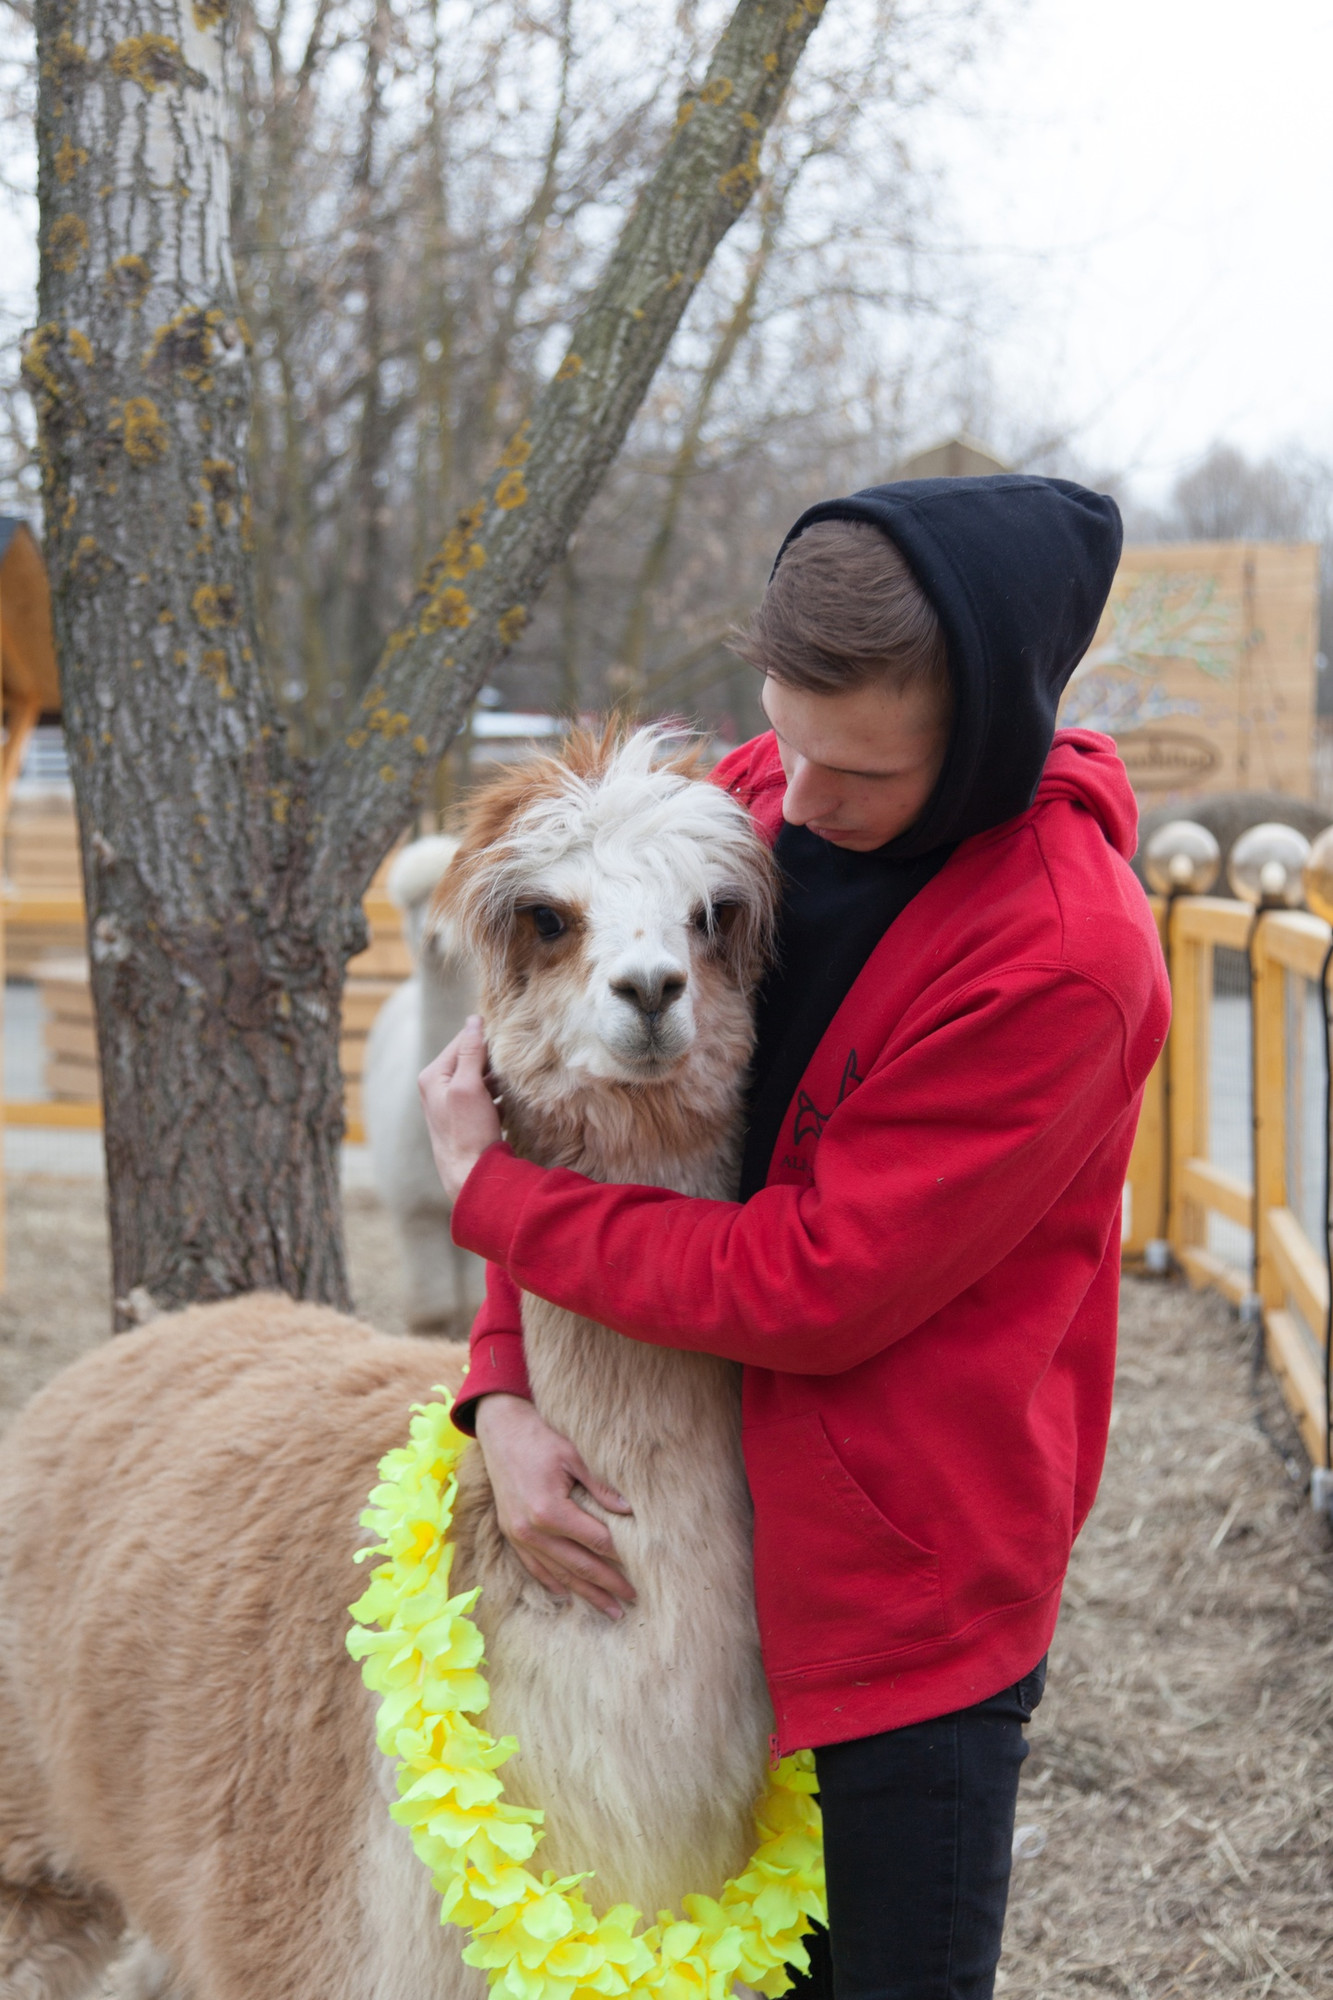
[419,1015,503,1202]
[473,1393,636,1621]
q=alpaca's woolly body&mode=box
[0,730,779,1999]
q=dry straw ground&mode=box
[1,1178,1330,1997]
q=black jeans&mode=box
[788,1660,1047,2000]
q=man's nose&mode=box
[782,755,834,825]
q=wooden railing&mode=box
[0,888,408,1148]
[1125,893,1332,1467]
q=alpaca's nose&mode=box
[610,967,687,1021]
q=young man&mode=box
[420,475,1171,2000]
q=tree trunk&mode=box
[27,0,828,1322]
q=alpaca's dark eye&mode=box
[527,905,565,941]
[694,900,740,938]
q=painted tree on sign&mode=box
[27,0,828,1322]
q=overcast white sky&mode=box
[921,0,1333,497]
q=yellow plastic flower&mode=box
[347,1394,825,2000]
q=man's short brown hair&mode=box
[731,519,951,716]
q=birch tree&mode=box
[28,0,827,1319]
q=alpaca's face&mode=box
[439,734,776,1109]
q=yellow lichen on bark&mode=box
[44,31,89,80]
[67,328,93,365]
[200,650,234,695]
[22,324,66,410]
[54,136,89,183]
[110,34,196,91]
[201,459,237,527]
[147,307,223,384]
[123,396,168,463]
[495,470,528,510]
[107,255,151,306]
[699,76,733,104]
[191,0,227,27]
[498,424,532,469]
[422,504,486,604]
[48,214,89,273]
[191,583,239,629]
[717,141,761,206]
[367,707,410,739]
[419,587,472,633]
[555,353,583,381]
[497,606,527,645]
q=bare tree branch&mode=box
[314,0,830,889]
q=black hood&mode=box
[773,474,1124,858]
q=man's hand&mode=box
[419,1015,503,1202]
[474,1394,636,1620]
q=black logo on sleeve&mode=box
[792,1049,863,1145]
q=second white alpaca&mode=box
[364,835,485,1333]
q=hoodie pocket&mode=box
[744,1411,946,1678]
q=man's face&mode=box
[760,674,950,852]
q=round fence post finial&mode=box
[1143,820,1221,897]
[1227,823,1311,910]
[1302,826,1333,926]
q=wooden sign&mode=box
[1060,541,1321,802]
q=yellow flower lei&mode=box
[347,1394,826,2000]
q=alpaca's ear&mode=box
[431,749,572,959]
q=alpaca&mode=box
[0,728,779,2000]
[364,835,485,1334]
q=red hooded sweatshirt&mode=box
[451,725,1169,1752]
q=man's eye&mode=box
[527,905,565,940]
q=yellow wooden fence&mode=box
[1,889,409,1147]
[1125,892,1332,1467]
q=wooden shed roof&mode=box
[0,518,61,716]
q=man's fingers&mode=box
[419,1015,486,1091]
[569,1456,633,1516]
[533,1495,625,1564]
[512,1517,636,1603]
[514,1538,630,1620]
[455,1015,488,1076]
[539,1539,635,1618]
[515,1550,569,1601]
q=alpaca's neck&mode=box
[497,1054,747,1491]
[501,1068,743,1201]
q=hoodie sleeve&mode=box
[450,1263,531,1435]
[450,961,1152,1374]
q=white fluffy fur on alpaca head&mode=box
[438,728,776,1120]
